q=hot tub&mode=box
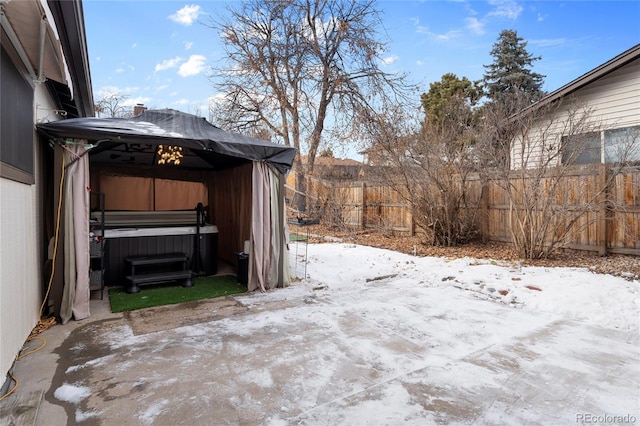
[94,225,218,286]
[97,225,218,239]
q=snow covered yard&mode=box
[295,242,639,332]
[46,242,639,425]
[258,242,640,424]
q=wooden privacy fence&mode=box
[294,165,640,256]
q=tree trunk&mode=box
[294,162,307,213]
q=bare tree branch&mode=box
[206,0,416,211]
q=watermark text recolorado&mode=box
[576,413,636,424]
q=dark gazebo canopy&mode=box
[37,108,296,173]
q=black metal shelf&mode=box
[89,192,106,299]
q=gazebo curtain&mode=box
[248,161,290,291]
[59,154,291,321]
[60,142,90,324]
[270,166,290,288]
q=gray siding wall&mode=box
[511,58,640,169]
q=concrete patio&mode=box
[1,273,639,425]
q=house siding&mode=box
[0,176,42,379]
[511,57,640,168]
[0,82,56,383]
[575,60,640,128]
[1,0,96,386]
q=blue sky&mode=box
[84,1,639,125]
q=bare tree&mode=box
[94,92,131,118]
[364,98,482,246]
[207,0,414,211]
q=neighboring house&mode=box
[1,0,93,391]
[359,145,386,167]
[286,155,362,188]
[511,44,640,169]
[311,155,362,180]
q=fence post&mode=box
[480,179,490,243]
[598,164,609,256]
[410,208,415,237]
[361,181,366,229]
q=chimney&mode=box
[133,103,147,116]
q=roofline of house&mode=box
[47,0,94,117]
[533,43,640,110]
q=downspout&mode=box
[37,14,47,83]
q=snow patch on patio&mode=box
[53,383,91,403]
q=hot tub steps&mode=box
[125,253,192,294]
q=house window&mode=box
[561,132,601,165]
[604,126,640,163]
[1,46,35,184]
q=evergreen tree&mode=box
[319,147,334,158]
[483,29,545,105]
[481,29,546,169]
[421,73,482,129]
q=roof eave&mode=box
[47,0,94,117]
[532,43,640,112]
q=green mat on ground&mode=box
[108,275,246,313]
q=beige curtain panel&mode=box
[61,142,91,324]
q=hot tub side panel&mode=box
[103,233,218,286]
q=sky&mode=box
[50,241,638,423]
[83,1,640,156]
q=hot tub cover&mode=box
[37,108,296,173]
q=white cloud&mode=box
[531,38,567,48]
[537,13,547,22]
[116,64,134,74]
[97,86,141,96]
[382,55,399,66]
[464,2,479,16]
[178,54,207,77]
[434,30,462,41]
[415,23,461,41]
[97,86,120,97]
[169,5,201,26]
[132,43,137,48]
[122,96,152,108]
[415,24,430,35]
[208,93,226,105]
[175,98,191,105]
[184,41,194,50]
[465,17,485,35]
[155,57,183,72]
[96,87,148,110]
[487,0,523,20]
